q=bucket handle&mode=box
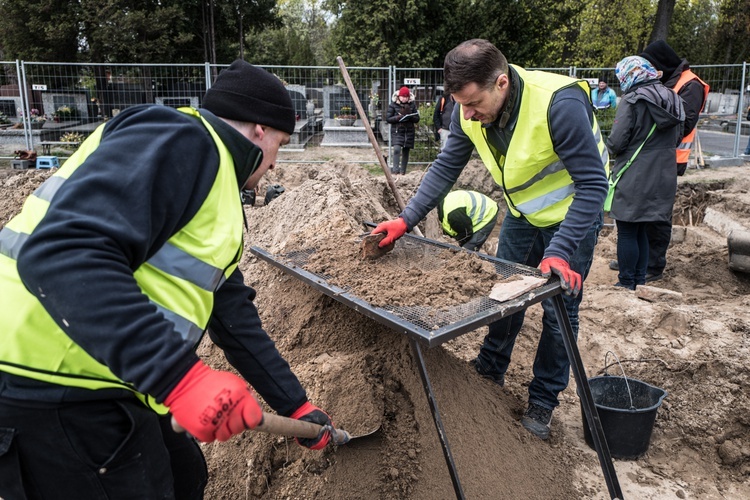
[604,351,635,410]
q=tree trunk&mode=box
[238,13,244,60]
[649,0,676,43]
[209,0,217,65]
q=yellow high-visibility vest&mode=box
[0,108,244,414]
[461,65,608,227]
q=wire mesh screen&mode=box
[250,234,561,347]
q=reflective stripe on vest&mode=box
[0,107,244,413]
[440,190,498,237]
[673,70,709,164]
[461,65,608,227]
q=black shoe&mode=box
[470,359,505,387]
[608,260,619,271]
[522,403,553,440]
[645,273,663,283]
[614,281,635,290]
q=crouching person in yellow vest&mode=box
[0,60,337,499]
[438,190,498,251]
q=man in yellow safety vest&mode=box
[0,60,336,499]
[372,39,608,440]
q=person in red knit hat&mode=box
[386,85,420,174]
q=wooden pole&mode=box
[336,57,421,238]
[695,130,705,169]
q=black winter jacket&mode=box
[606,80,685,223]
[433,94,456,138]
[386,91,419,148]
[5,105,308,416]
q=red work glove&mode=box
[539,257,581,297]
[165,360,263,443]
[372,217,407,247]
[290,401,333,450]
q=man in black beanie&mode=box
[0,59,338,499]
[608,41,709,281]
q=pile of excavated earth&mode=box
[1,155,748,499]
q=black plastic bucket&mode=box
[580,375,667,459]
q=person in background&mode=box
[606,55,685,290]
[433,91,456,152]
[386,86,420,175]
[744,103,750,155]
[608,40,711,281]
[591,77,618,110]
[372,39,608,440]
[438,190,499,251]
[0,60,335,499]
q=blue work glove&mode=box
[539,257,581,297]
[372,217,407,247]
[290,401,332,450]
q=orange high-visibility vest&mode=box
[674,70,709,164]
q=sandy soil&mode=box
[1,151,749,500]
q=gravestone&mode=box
[705,92,721,114]
[718,92,739,115]
[320,119,371,147]
[0,97,22,118]
[156,96,199,108]
[287,85,310,119]
[41,92,90,120]
[323,86,355,119]
[284,86,315,147]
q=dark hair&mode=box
[444,39,508,95]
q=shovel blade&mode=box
[359,233,394,260]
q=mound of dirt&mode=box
[1,157,749,499]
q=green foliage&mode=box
[712,0,750,64]
[669,0,719,64]
[568,0,656,67]
[0,0,744,68]
[245,0,328,65]
[0,0,79,61]
[593,107,617,139]
[59,131,85,146]
[409,102,439,163]
[54,105,79,119]
[328,0,445,66]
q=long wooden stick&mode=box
[336,57,423,236]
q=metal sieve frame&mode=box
[251,232,624,498]
[249,232,561,347]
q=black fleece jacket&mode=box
[6,105,307,416]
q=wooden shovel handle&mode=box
[257,411,324,438]
[171,412,351,445]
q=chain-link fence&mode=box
[1,60,748,164]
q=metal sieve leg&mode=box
[409,338,465,500]
[552,293,624,500]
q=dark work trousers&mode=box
[462,218,497,252]
[475,211,603,410]
[391,146,411,175]
[0,397,207,500]
[616,220,649,289]
[645,220,672,276]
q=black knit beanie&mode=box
[640,40,682,82]
[202,60,295,135]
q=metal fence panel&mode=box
[0,60,747,162]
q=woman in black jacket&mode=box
[607,55,684,290]
[386,86,420,174]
